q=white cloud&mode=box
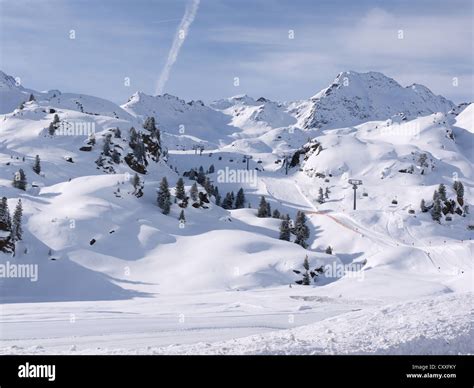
[206,7,473,102]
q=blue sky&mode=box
[0,0,472,104]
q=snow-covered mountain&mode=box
[289,71,456,130]
[210,95,296,136]
[454,103,474,133]
[0,69,472,355]
[3,69,461,138]
[0,71,45,114]
[187,71,457,134]
[0,70,135,120]
[122,92,240,145]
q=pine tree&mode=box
[132,173,140,189]
[272,209,280,219]
[303,255,309,270]
[197,166,206,185]
[266,201,271,217]
[222,192,234,209]
[234,188,245,209]
[143,117,161,159]
[302,256,311,285]
[438,183,447,202]
[157,177,171,214]
[103,135,112,156]
[112,148,121,164]
[213,186,221,205]
[48,122,56,136]
[257,196,268,217]
[325,246,333,255]
[433,190,439,202]
[133,137,146,163]
[294,211,310,248]
[131,173,143,197]
[325,187,330,199]
[143,117,157,134]
[175,178,186,200]
[48,113,59,136]
[208,164,215,174]
[317,187,325,204]
[144,117,161,157]
[279,218,291,241]
[13,169,27,191]
[11,199,23,242]
[178,209,186,223]
[431,197,442,222]
[129,127,138,148]
[114,127,121,138]
[33,155,41,174]
[190,182,198,202]
[28,93,35,102]
[203,177,213,194]
[420,199,428,212]
[0,197,11,232]
[453,181,464,200]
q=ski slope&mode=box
[0,70,472,355]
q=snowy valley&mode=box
[0,69,472,355]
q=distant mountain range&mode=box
[1,70,463,141]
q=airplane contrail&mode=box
[155,0,200,95]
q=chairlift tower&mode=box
[243,155,253,171]
[282,154,290,175]
[348,179,363,210]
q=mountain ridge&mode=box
[1,70,463,135]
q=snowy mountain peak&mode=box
[0,70,38,113]
[0,70,22,91]
[122,91,210,117]
[295,70,455,130]
[210,94,261,110]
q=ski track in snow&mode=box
[148,292,473,355]
[2,292,468,355]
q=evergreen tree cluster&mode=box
[94,130,124,173]
[12,169,27,191]
[183,166,206,184]
[47,114,60,136]
[125,118,162,174]
[293,256,325,285]
[293,211,310,248]
[278,211,310,249]
[0,197,23,252]
[142,117,162,161]
[221,188,246,210]
[157,175,218,215]
[279,214,291,241]
[420,181,467,222]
